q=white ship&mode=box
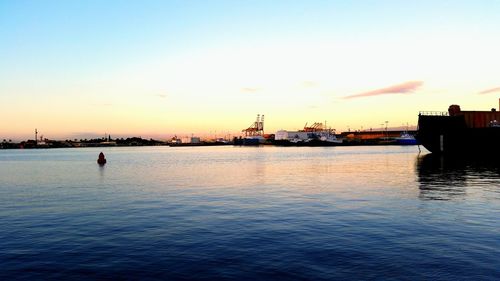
[275,122,343,145]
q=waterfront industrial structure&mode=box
[416,99,500,154]
[235,114,266,145]
[275,122,342,145]
[242,114,264,136]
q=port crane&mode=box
[301,122,325,132]
[242,114,264,136]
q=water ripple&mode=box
[0,146,499,280]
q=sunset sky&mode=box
[1,0,500,140]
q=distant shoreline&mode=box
[1,140,419,149]
[2,130,419,149]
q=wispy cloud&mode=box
[478,86,500,95]
[343,81,424,99]
[241,87,260,93]
[302,81,318,88]
[150,91,168,98]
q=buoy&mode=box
[97,152,106,165]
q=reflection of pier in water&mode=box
[416,154,500,201]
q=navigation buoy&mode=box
[97,152,106,165]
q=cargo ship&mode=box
[274,122,343,146]
[416,99,500,155]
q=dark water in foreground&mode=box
[0,146,499,280]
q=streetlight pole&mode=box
[385,121,388,140]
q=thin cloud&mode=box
[151,92,168,98]
[302,81,318,88]
[343,81,424,99]
[241,87,260,93]
[478,86,500,95]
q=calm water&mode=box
[0,146,499,280]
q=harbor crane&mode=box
[242,114,264,136]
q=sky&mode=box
[1,0,500,140]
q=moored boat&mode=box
[395,132,418,145]
[416,99,500,155]
[274,122,343,146]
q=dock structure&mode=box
[340,130,416,140]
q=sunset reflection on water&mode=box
[0,146,498,280]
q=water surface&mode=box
[0,146,498,280]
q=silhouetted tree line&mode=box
[1,136,167,149]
